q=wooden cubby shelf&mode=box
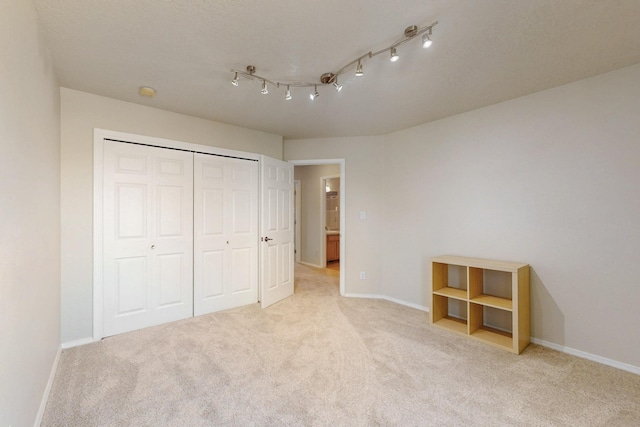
[432,287,467,301]
[470,295,512,311]
[430,255,530,354]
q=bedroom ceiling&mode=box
[33,0,640,140]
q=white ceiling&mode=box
[33,0,640,140]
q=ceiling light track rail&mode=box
[230,20,438,100]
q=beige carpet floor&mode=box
[42,264,640,426]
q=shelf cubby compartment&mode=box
[431,295,468,336]
[469,267,513,311]
[432,261,468,299]
[430,255,530,354]
[469,303,513,351]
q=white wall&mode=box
[0,2,61,426]
[294,165,340,266]
[285,63,640,369]
[285,136,386,295]
[60,88,283,343]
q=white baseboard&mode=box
[344,292,430,313]
[530,338,640,375]
[34,346,61,427]
[61,336,95,349]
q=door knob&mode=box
[264,237,273,242]
[151,244,155,249]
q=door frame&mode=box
[289,159,346,296]
[93,128,261,341]
[294,180,301,263]
[320,174,340,268]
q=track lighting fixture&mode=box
[390,47,399,62]
[229,20,438,100]
[333,77,342,92]
[310,86,319,100]
[422,28,433,48]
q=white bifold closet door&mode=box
[100,138,287,338]
[103,141,194,337]
[193,153,259,315]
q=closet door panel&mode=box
[115,184,147,238]
[231,247,252,293]
[157,185,185,237]
[114,256,147,315]
[156,253,186,307]
[232,190,252,233]
[202,188,224,235]
[103,141,193,337]
[194,154,258,316]
[201,250,225,298]
[194,158,228,312]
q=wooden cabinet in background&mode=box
[326,234,340,262]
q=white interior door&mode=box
[260,156,294,308]
[193,154,258,315]
[102,141,194,337]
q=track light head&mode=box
[261,80,268,94]
[231,72,239,86]
[285,85,292,100]
[390,47,399,62]
[422,33,432,48]
[355,61,363,77]
[333,77,343,92]
[310,86,319,100]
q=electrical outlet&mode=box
[359,211,367,220]
[359,271,366,279]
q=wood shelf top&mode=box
[433,287,467,301]
[470,294,513,311]
[431,255,528,272]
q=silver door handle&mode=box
[264,237,273,242]
[151,244,155,249]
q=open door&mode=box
[260,156,294,308]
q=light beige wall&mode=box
[285,63,640,369]
[294,165,340,266]
[285,137,386,295]
[382,63,640,368]
[0,2,61,426]
[60,88,283,343]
